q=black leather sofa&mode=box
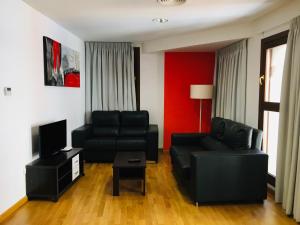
[170,117,268,204]
[72,111,158,162]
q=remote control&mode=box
[128,158,141,163]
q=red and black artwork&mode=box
[43,36,80,87]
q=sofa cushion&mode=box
[85,137,116,151]
[119,127,147,137]
[210,117,226,140]
[93,127,119,137]
[223,121,253,150]
[116,137,146,151]
[120,111,149,128]
[200,136,232,151]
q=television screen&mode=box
[39,120,66,159]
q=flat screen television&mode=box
[39,120,66,159]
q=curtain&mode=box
[214,40,247,123]
[275,16,300,222]
[85,42,136,123]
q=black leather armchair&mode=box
[170,117,268,204]
[72,111,159,162]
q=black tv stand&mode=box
[26,148,84,202]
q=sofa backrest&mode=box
[92,111,120,137]
[211,117,226,141]
[91,110,150,137]
[223,120,253,150]
[211,117,253,150]
[120,111,149,137]
[120,111,149,127]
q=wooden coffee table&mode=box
[112,152,146,196]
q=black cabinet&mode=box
[26,148,84,202]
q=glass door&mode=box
[259,31,288,185]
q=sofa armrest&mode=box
[171,133,207,146]
[147,124,159,162]
[72,125,92,148]
[252,129,263,150]
[190,150,268,203]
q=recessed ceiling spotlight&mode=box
[152,18,168,23]
[157,0,186,6]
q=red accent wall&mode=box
[164,52,215,150]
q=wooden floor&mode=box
[2,152,297,225]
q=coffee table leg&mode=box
[113,168,119,196]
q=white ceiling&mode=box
[24,0,289,42]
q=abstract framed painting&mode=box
[43,36,80,87]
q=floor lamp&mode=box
[190,84,213,132]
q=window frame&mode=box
[258,30,289,186]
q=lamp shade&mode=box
[190,84,213,99]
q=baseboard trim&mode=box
[0,196,28,223]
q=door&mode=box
[134,47,140,111]
[258,30,289,185]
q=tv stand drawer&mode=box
[72,154,80,180]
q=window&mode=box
[259,30,288,185]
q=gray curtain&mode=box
[214,40,247,123]
[275,16,300,222]
[85,42,136,122]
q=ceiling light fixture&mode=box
[152,18,168,23]
[157,0,186,6]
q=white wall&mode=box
[0,0,85,214]
[140,52,164,148]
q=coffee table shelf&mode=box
[112,152,146,196]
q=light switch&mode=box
[4,87,12,96]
